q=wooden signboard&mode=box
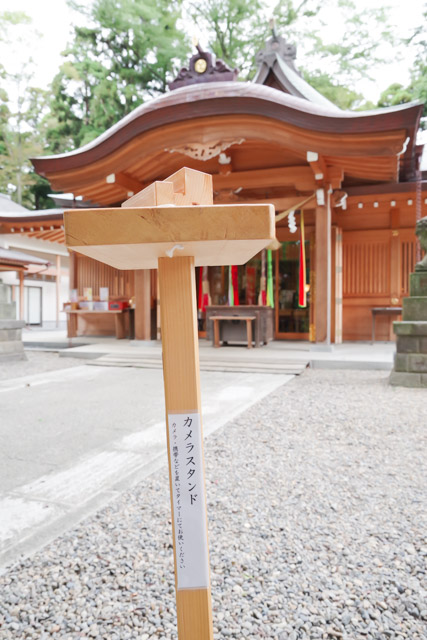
[64,168,275,640]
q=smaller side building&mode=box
[0,194,69,328]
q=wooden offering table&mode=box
[66,309,129,339]
[210,314,256,348]
[206,305,274,346]
[64,167,274,640]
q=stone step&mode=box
[86,354,307,375]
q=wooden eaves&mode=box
[31,82,424,207]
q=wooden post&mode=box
[134,269,151,340]
[56,254,61,328]
[63,167,275,640]
[19,270,24,321]
[69,249,77,290]
[314,191,331,343]
[158,256,213,640]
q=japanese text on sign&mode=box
[168,412,209,590]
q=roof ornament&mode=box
[168,42,238,91]
[255,20,298,71]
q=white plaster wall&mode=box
[0,235,70,326]
[0,272,70,325]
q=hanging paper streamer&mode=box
[258,250,267,305]
[232,265,239,306]
[288,210,297,234]
[246,266,256,304]
[198,266,210,312]
[298,210,307,308]
[198,267,203,311]
[228,266,234,306]
[266,250,274,308]
[228,266,239,306]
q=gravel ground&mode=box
[0,352,81,381]
[0,369,426,640]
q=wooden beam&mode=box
[213,166,316,192]
[64,203,275,270]
[124,181,174,207]
[106,171,143,196]
[213,194,317,211]
[307,152,344,190]
[123,168,213,208]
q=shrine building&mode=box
[3,34,426,343]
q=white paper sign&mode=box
[168,412,209,590]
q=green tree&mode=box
[407,4,427,125]
[187,0,396,109]
[48,0,190,152]
[375,5,427,125]
[0,69,51,207]
[377,83,415,109]
[0,11,51,208]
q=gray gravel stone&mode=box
[0,350,81,381]
[0,369,426,640]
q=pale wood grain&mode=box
[123,180,174,207]
[64,203,275,269]
[159,256,213,640]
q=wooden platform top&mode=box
[64,202,275,269]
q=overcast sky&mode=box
[0,0,425,104]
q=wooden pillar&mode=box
[158,255,213,640]
[156,273,161,340]
[314,191,332,343]
[390,208,401,339]
[56,254,61,328]
[332,227,343,344]
[134,269,151,340]
[19,270,24,321]
[69,250,77,291]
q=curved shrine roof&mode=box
[33,82,422,171]
[31,82,423,205]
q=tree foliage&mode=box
[187,0,396,109]
[375,4,427,126]
[48,0,190,152]
[1,0,426,208]
[0,12,52,208]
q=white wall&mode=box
[0,235,70,327]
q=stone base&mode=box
[396,335,427,353]
[393,321,427,336]
[395,352,427,373]
[389,370,427,388]
[0,319,27,361]
[410,272,427,297]
[403,296,427,321]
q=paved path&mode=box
[0,363,291,568]
[23,328,397,370]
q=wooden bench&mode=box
[66,309,128,339]
[210,315,257,348]
[371,307,402,343]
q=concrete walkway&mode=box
[23,327,396,370]
[0,357,291,569]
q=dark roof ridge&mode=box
[31,82,424,171]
